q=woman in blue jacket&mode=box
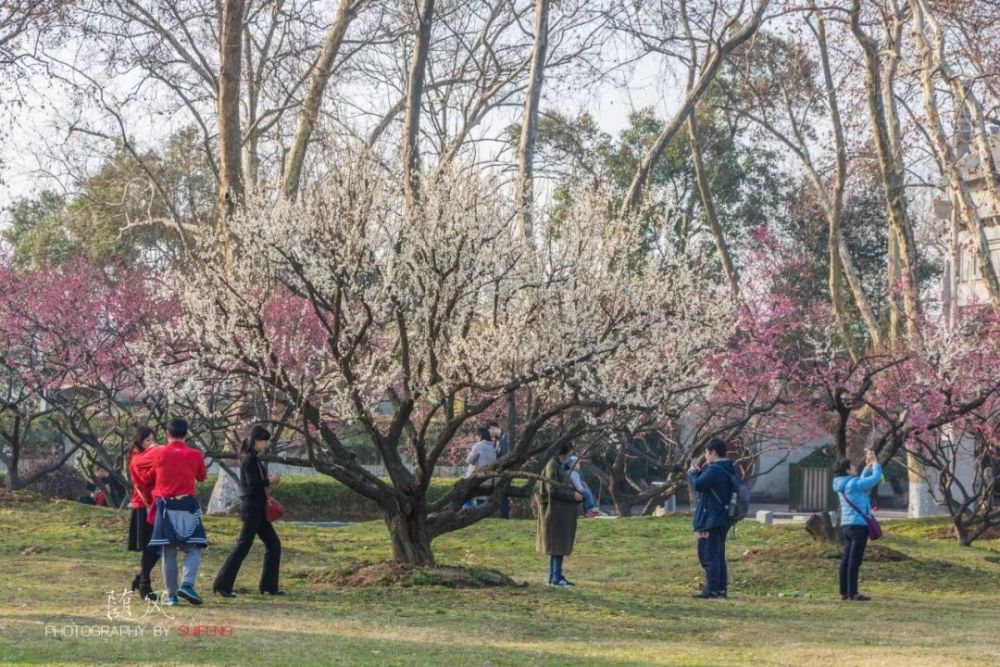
[832,449,882,601]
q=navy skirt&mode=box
[148,496,208,549]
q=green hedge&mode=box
[197,474,533,521]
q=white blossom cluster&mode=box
[145,153,737,447]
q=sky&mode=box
[0,44,680,219]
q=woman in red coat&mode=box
[126,426,159,600]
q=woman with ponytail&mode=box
[213,424,283,597]
[126,426,160,599]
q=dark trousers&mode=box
[840,525,868,597]
[499,495,510,519]
[697,526,728,594]
[548,554,564,583]
[213,500,281,593]
[139,548,160,587]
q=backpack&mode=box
[710,467,750,524]
[726,470,751,523]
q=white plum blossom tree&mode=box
[146,153,735,565]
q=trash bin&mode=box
[789,447,838,512]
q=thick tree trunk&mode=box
[385,508,435,566]
[5,439,20,489]
[514,0,550,243]
[834,407,849,458]
[218,0,245,272]
[282,0,357,200]
[401,0,435,211]
[916,0,1000,297]
[792,13,879,353]
[907,451,935,518]
[850,1,922,338]
[806,512,838,544]
[955,521,972,547]
[887,226,902,344]
[5,465,21,491]
[611,490,631,518]
[909,0,1000,306]
[207,462,241,515]
[641,487,678,516]
[828,235,855,359]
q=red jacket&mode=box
[127,446,157,509]
[138,439,207,506]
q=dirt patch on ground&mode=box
[0,489,47,504]
[973,527,1000,541]
[311,563,523,589]
[742,543,839,561]
[918,525,960,540]
[865,544,911,562]
[743,542,910,563]
[913,524,1000,541]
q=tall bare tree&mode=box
[908,0,1000,306]
[727,21,880,354]
[514,0,551,243]
[401,0,436,210]
[849,0,921,341]
[620,0,770,216]
[681,0,739,298]
[281,0,364,200]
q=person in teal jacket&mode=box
[832,449,882,601]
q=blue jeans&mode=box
[581,489,597,512]
[548,555,564,584]
[697,527,728,594]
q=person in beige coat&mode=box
[536,441,583,586]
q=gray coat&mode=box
[535,457,580,556]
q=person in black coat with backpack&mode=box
[687,438,739,600]
[213,425,283,597]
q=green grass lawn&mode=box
[2,492,999,666]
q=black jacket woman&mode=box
[213,425,283,597]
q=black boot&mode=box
[131,574,141,592]
[138,576,157,601]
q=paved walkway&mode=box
[749,502,909,520]
[618,501,910,521]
